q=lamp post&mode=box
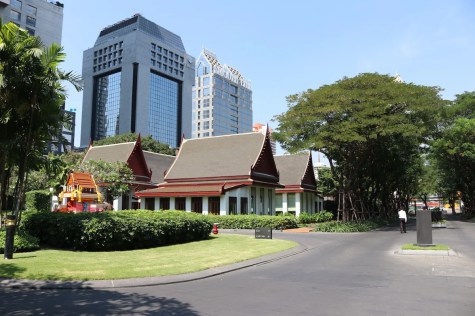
[4,215,16,259]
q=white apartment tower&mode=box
[192,49,252,138]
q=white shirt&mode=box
[398,210,407,222]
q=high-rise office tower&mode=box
[80,14,195,148]
[0,0,63,46]
[192,49,252,138]
[1,0,69,153]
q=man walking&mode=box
[398,209,407,233]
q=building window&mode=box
[203,77,210,86]
[10,10,21,21]
[175,197,186,211]
[287,193,296,211]
[26,27,35,36]
[149,71,180,147]
[251,187,256,214]
[229,197,237,215]
[275,194,283,213]
[267,189,273,215]
[11,0,22,9]
[160,198,170,210]
[145,198,155,210]
[93,71,121,140]
[191,197,202,213]
[260,188,265,215]
[27,4,37,16]
[26,16,36,27]
[240,197,248,214]
[208,197,220,215]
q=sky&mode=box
[58,0,475,162]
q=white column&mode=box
[283,193,288,214]
[295,193,301,216]
[186,197,192,213]
[170,197,175,210]
[154,197,160,210]
[220,194,227,215]
[203,197,209,215]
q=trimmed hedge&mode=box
[21,210,212,251]
[205,214,298,229]
[25,190,51,212]
[0,229,40,253]
[298,211,334,224]
[314,220,383,232]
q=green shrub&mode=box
[298,212,313,224]
[0,229,40,253]
[21,210,212,251]
[314,211,334,223]
[205,214,298,230]
[431,208,443,222]
[297,211,333,224]
[25,190,50,212]
[314,220,381,232]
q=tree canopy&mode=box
[430,91,475,216]
[92,132,175,155]
[0,21,81,213]
[273,73,447,219]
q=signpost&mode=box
[255,227,272,239]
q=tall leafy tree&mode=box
[274,73,446,220]
[431,91,475,216]
[93,132,175,155]
[76,160,134,201]
[0,21,81,214]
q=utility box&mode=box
[416,209,433,246]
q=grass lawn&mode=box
[401,243,450,251]
[0,234,297,281]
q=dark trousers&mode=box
[399,219,406,233]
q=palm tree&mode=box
[0,21,82,215]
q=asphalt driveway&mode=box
[1,217,474,315]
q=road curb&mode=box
[394,249,458,256]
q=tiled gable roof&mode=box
[142,151,175,184]
[83,142,136,164]
[165,132,267,180]
[274,153,317,190]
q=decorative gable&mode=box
[251,127,279,182]
[126,135,152,182]
[301,153,317,189]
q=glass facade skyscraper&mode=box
[81,14,195,148]
[192,49,252,138]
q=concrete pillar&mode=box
[283,193,288,213]
[203,196,209,215]
[416,209,433,246]
[295,193,301,216]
